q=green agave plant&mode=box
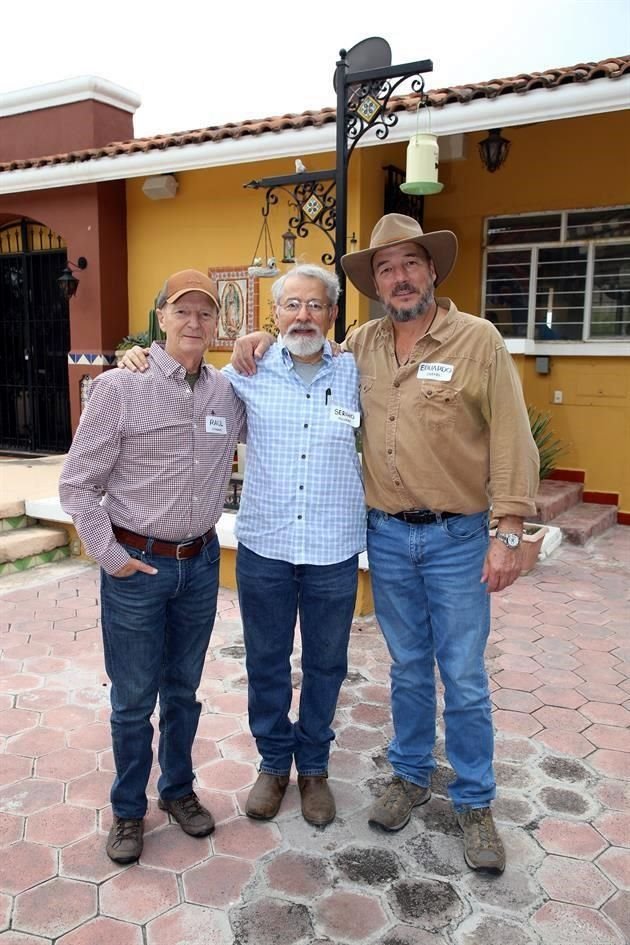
[528,405,567,480]
[116,295,164,351]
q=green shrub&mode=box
[528,405,567,480]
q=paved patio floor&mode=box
[0,528,628,945]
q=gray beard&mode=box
[385,287,435,323]
[284,328,325,358]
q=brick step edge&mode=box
[0,525,69,564]
[535,480,584,524]
[548,503,618,545]
[0,545,71,577]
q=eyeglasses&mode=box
[279,300,329,315]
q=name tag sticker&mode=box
[330,405,360,428]
[417,362,454,382]
[205,416,227,434]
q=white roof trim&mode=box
[0,76,627,195]
[0,75,141,118]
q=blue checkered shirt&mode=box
[223,341,365,565]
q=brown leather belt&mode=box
[112,525,216,560]
[392,510,458,525]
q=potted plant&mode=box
[114,296,164,360]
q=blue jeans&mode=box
[236,543,358,776]
[367,509,494,811]
[100,536,220,818]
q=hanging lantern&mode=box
[282,230,297,263]
[479,129,511,173]
[401,133,444,196]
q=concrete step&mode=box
[0,499,26,520]
[549,502,618,545]
[535,480,583,524]
[0,525,69,564]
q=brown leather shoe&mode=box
[246,772,290,820]
[158,791,215,837]
[298,774,336,826]
[106,815,144,863]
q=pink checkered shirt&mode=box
[59,343,246,574]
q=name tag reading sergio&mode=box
[205,416,227,434]
[330,404,360,428]
[417,362,454,382]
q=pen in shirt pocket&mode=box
[325,388,332,405]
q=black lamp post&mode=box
[245,39,433,341]
[57,256,88,300]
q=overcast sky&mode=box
[4,0,629,137]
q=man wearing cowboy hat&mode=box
[232,213,538,873]
[340,213,539,873]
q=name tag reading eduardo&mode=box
[330,404,360,428]
[205,415,227,434]
[417,362,454,382]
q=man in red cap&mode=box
[233,214,539,873]
[60,270,246,864]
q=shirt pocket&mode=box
[416,383,460,432]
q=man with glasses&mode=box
[119,264,365,828]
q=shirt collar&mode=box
[150,341,212,379]
[278,336,334,369]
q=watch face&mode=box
[506,533,520,548]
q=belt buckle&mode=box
[175,539,194,560]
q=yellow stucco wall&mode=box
[125,110,630,509]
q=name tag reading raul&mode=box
[417,362,454,382]
[330,405,360,428]
[205,416,227,434]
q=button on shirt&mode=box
[345,299,539,519]
[223,341,365,565]
[59,343,246,574]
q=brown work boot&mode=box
[457,807,506,873]
[106,815,144,863]
[368,776,431,832]
[298,774,336,827]
[158,792,215,837]
[246,772,290,820]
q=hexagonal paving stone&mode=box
[41,705,96,730]
[146,902,233,945]
[0,777,63,815]
[534,818,608,860]
[196,714,242,741]
[603,890,630,945]
[595,779,630,812]
[35,748,97,781]
[454,914,539,945]
[67,722,111,752]
[0,810,23,846]
[66,770,113,809]
[580,702,630,726]
[100,865,180,922]
[140,826,212,872]
[589,749,630,780]
[6,727,65,758]
[531,901,625,945]
[0,839,57,894]
[0,708,39,736]
[60,831,126,882]
[195,758,257,792]
[534,729,595,758]
[387,878,464,931]
[537,855,615,907]
[593,810,630,847]
[533,706,590,732]
[597,847,630,889]
[13,876,97,939]
[492,710,542,738]
[56,915,143,945]
[534,685,587,709]
[184,855,255,908]
[26,802,96,846]
[212,816,280,860]
[492,689,543,713]
[584,723,630,752]
[315,890,388,942]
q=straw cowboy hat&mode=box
[341,213,458,301]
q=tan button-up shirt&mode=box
[344,299,539,519]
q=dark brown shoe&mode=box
[368,776,431,832]
[246,772,290,820]
[158,792,215,837]
[457,807,506,873]
[106,815,144,863]
[298,774,336,827]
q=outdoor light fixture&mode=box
[142,174,178,200]
[57,257,88,300]
[282,230,297,263]
[479,129,511,173]
[245,37,433,340]
[401,99,444,196]
[248,214,279,278]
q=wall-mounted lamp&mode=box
[57,257,88,300]
[479,129,511,173]
[142,174,178,200]
[282,230,297,263]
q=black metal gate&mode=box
[0,220,71,453]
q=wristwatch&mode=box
[495,531,522,549]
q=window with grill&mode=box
[483,207,630,341]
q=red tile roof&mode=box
[1,56,628,174]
